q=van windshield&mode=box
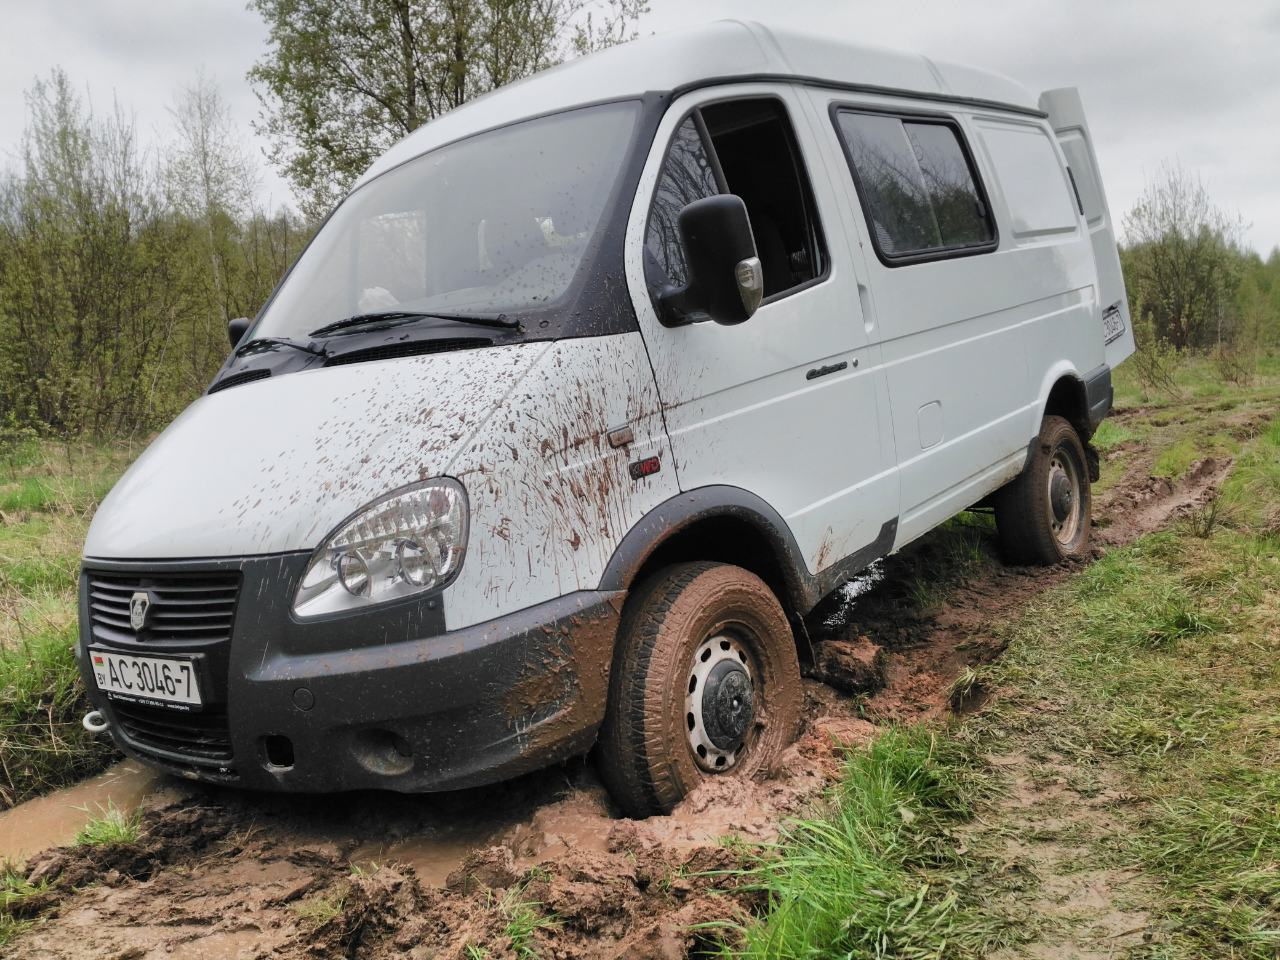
[254,101,641,341]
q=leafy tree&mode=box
[1121,162,1246,350]
[0,69,309,437]
[248,0,646,218]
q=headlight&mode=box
[293,479,468,618]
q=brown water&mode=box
[0,761,161,863]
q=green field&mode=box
[0,441,140,807]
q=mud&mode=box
[0,761,161,865]
[3,439,1233,959]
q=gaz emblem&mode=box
[130,591,151,632]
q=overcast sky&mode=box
[2,0,1277,252]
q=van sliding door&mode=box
[1039,88,1136,371]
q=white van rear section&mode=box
[1040,87,1137,372]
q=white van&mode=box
[78,21,1133,816]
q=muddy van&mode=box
[78,20,1133,816]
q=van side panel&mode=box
[1039,87,1136,372]
[969,113,1104,443]
[442,334,677,631]
[817,90,1096,548]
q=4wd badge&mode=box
[130,591,151,631]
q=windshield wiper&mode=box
[235,336,327,358]
[309,310,520,338]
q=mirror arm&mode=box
[655,283,699,328]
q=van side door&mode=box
[625,85,899,590]
[823,101,1032,547]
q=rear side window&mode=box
[834,109,995,264]
[974,119,1078,240]
[645,98,826,304]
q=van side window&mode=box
[645,98,826,304]
[835,109,995,263]
[701,99,825,297]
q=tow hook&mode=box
[82,710,110,735]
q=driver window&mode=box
[644,98,826,309]
[644,117,719,291]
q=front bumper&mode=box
[78,555,622,793]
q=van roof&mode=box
[356,19,1039,189]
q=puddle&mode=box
[0,761,162,863]
[350,819,506,886]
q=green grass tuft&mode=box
[0,862,48,949]
[498,885,558,959]
[1091,419,1135,451]
[720,728,1025,959]
[74,801,143,846]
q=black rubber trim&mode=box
[597,485,897,614]
[1083,362,1113,428]
[671,73,1048,120]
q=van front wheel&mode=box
[597,562,802,818]
[996,415,1092,565]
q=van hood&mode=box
[85,343,549,560]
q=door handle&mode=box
[805,361,849,381]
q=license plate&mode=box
[1102,304,1125,344]
[89,648,203,708]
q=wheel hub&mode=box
[1051,472,1074,523]
[685,634,754,772]
[1047,451,1082,543]
[701,660,754,749]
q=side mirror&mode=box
[228,316,251,348]
[659,194,763,327]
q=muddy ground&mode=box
[5,425,1232,960]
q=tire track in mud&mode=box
[7,449,1234,959]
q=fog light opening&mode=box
[262,735,295,770]
[352,728,414,776]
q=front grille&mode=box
[85,569,241,776]
[86,572,240,646]
[111,700,235,771]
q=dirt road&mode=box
[6,423,1232,959]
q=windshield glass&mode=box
[254,101,641,340]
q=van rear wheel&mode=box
[996,414,1092,564]
[597,562,802,818]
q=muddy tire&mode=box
[996,414,1092,564]
[596,562,802,818]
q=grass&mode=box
[497,885,559,959]
[720,728,1030,959]
[732,360,1280,958]
[0,441,136,809]
[74,801,143,846]
[293,891,347,927]
[0,862,48,949]
[956,420,1280,955]
[1091,418,1136,451]
[0,624,115,809]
